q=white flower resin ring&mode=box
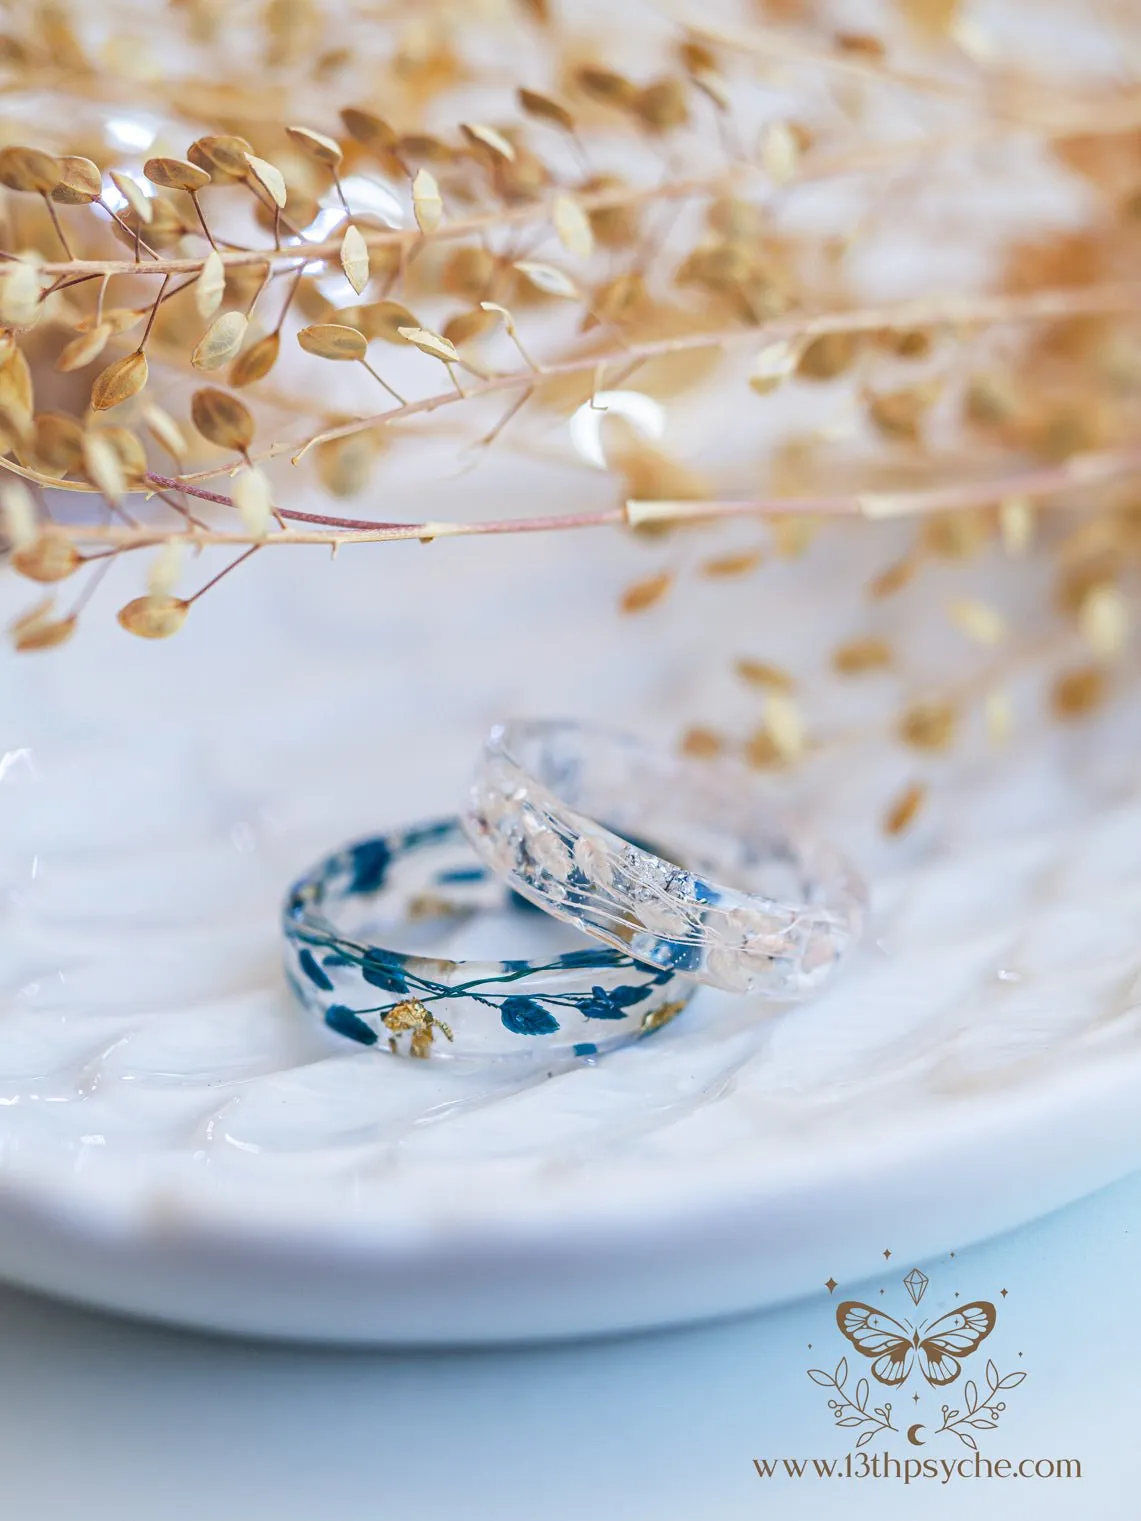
[462,720,867,997]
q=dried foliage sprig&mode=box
[0,0,1139,833]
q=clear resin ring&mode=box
[462,720,867,998]
[283,817,694,1060]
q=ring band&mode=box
[283,817,694,1059]
[462,720,866,997]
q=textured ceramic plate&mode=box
[3,475,1141,1344]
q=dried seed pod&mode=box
[620,571,673,613]
[230,330,280,387]
[1079,583,1129,658]
[195,248,226,319]
[832,637,892,674]
[297,323,367,361]
[634,77,689,131]
[90,351,147,411]
[735,657,794,691]
[1051,664,1107,720]
[143,156,211,193]
[286,125,343,167]
[514,260,578,299]
[33,412,84,474]
[245,154,287,208]
[340,224,370,294]
[398,326,459,363]
[187,135,255,183]
[117,595,189,640]
[797,331,861,381]
[74,306,144,336]
[83,431,127,502]
[412,168,442,233]
[517,87,575,132]
[356,300,419,343]
[315,432,376,497]
[553,194,593,259]
[11,528,80,583]
[884,782,925,837]
[56,322,111,373]
[0,480,37,547]
[459,122,516,162]
[868,557,917,600]
[100,426,148,485]
[0,262,44,326]
[948,598,1006,646]
[749,340,799,394]
[999,496,1034,555]
[442,307,496,346]
[0,145,60,194]
[147,540,184,598]
[763,691,804,761]
[143,404,187,461]
[192,311,248,370]
[50,155,101,204]
[680,726,723,759]
[109,171,152,224]
[9,598,76,652]
[899,699,957,751]
[339,107,399,155]
[760,121,800,184]
[574,64,637,110]
[700,550,763,578]
[231,467,272,536]
[190,387,254,453]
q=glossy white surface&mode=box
[2,457,1141,1340]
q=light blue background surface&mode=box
[0,1168,1135,1519]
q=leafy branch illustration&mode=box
[936,1360,1027,1450]
[808,1358,897,1448]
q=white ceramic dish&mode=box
[3,485,1140,1344]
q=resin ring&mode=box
[283,817,694,1060]
[462,720,867,997]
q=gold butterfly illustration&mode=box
[836,1300,996,1387]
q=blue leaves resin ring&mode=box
[463,719,867,998]
[283,818,694,1059]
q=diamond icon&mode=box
[903,1268,929,1306]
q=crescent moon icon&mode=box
[907,1424,926,1447]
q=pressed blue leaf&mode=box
[573,1042,598,1057]
[401,819,454,849]
[298,948,334,991]
[555,947,625,970]
[435,866,488,885]
[361,950,408,994]
[349,839,391,894]
[605,983,652,1007]
[500,996,560,1036]
[325,1005,378,1045]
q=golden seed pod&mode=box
[99,426,148,484]
[117,595,189,640]
[574,64,638,110]
[0,261,44,326]
[1051,664,1107,720]
[109,171,152,224]
[230,330,280,388]
[397,325,459,363]
[412,168,442,233]
[832,637,893,675]
[245,154,287,208]
[143,404,187,461]
[796,331,862,382]
[517,87,575,132]
[553,194,593,260]
[734,658,794,691]
[898,699,957,752]
[192,311,248,370]
[11,529,81,583]
[340,224,370,294]
[83,431,127,502]
[0,144,60,194]
[620,571,673,613]
[634,77,689,132]
[74,306,144,335]
[339,107,399,155]
[57,323,111,373]
[459,122,516,162]
[315,433,375,497]
[187,135,254,183]
[50,155,102,204]
[356,299,419,344]
[90,350,148,411]
[190,387,254,452]
[195,248,226,319]
[442,307,496,346]
[144,156,211,193]
[514,260,578,299]
[884,782,926,837]
[297,323,367,361]
[231,466,272,536]
[34,412,85,475]
[285,124,343,167]
[10,600,76,652]
[680,726,723,759]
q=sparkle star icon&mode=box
[912,1391,921,1404]
[825,1278,838,1294]
[883,1249,892,1260]
[1001,1288,1008,1298]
